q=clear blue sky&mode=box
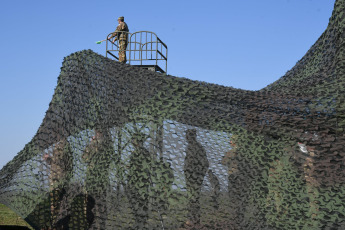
[0,0,336,169]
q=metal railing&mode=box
[106,31,168,74]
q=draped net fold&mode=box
[1,0,345,229]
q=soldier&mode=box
[222,135,239,175]
[153,159,174,213]
[207,169,220,210]
[109,16,129,63]
[42,138,73,228]
[183,129,209,226]
[127,132,152,229]
[83,128,114,228]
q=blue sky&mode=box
[0,0,336,169]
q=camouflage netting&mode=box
[1,0,345,229]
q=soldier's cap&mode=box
[118,16,124,21]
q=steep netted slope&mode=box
[263,0,345,93]
[0,0,345,229]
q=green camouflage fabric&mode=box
[1,0,345,229]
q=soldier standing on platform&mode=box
[109,16,129,63]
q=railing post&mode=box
[140,32,143,66]
[156,38,158,69]
[128,32,131,65]
[106,37,108,58]
[166,48,168,74]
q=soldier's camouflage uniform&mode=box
[111,21,129,63]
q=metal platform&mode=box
[131,65,165,73]
[106,31,168,74]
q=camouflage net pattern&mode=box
[1,0,345,229]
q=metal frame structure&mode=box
[106,31,168,74]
